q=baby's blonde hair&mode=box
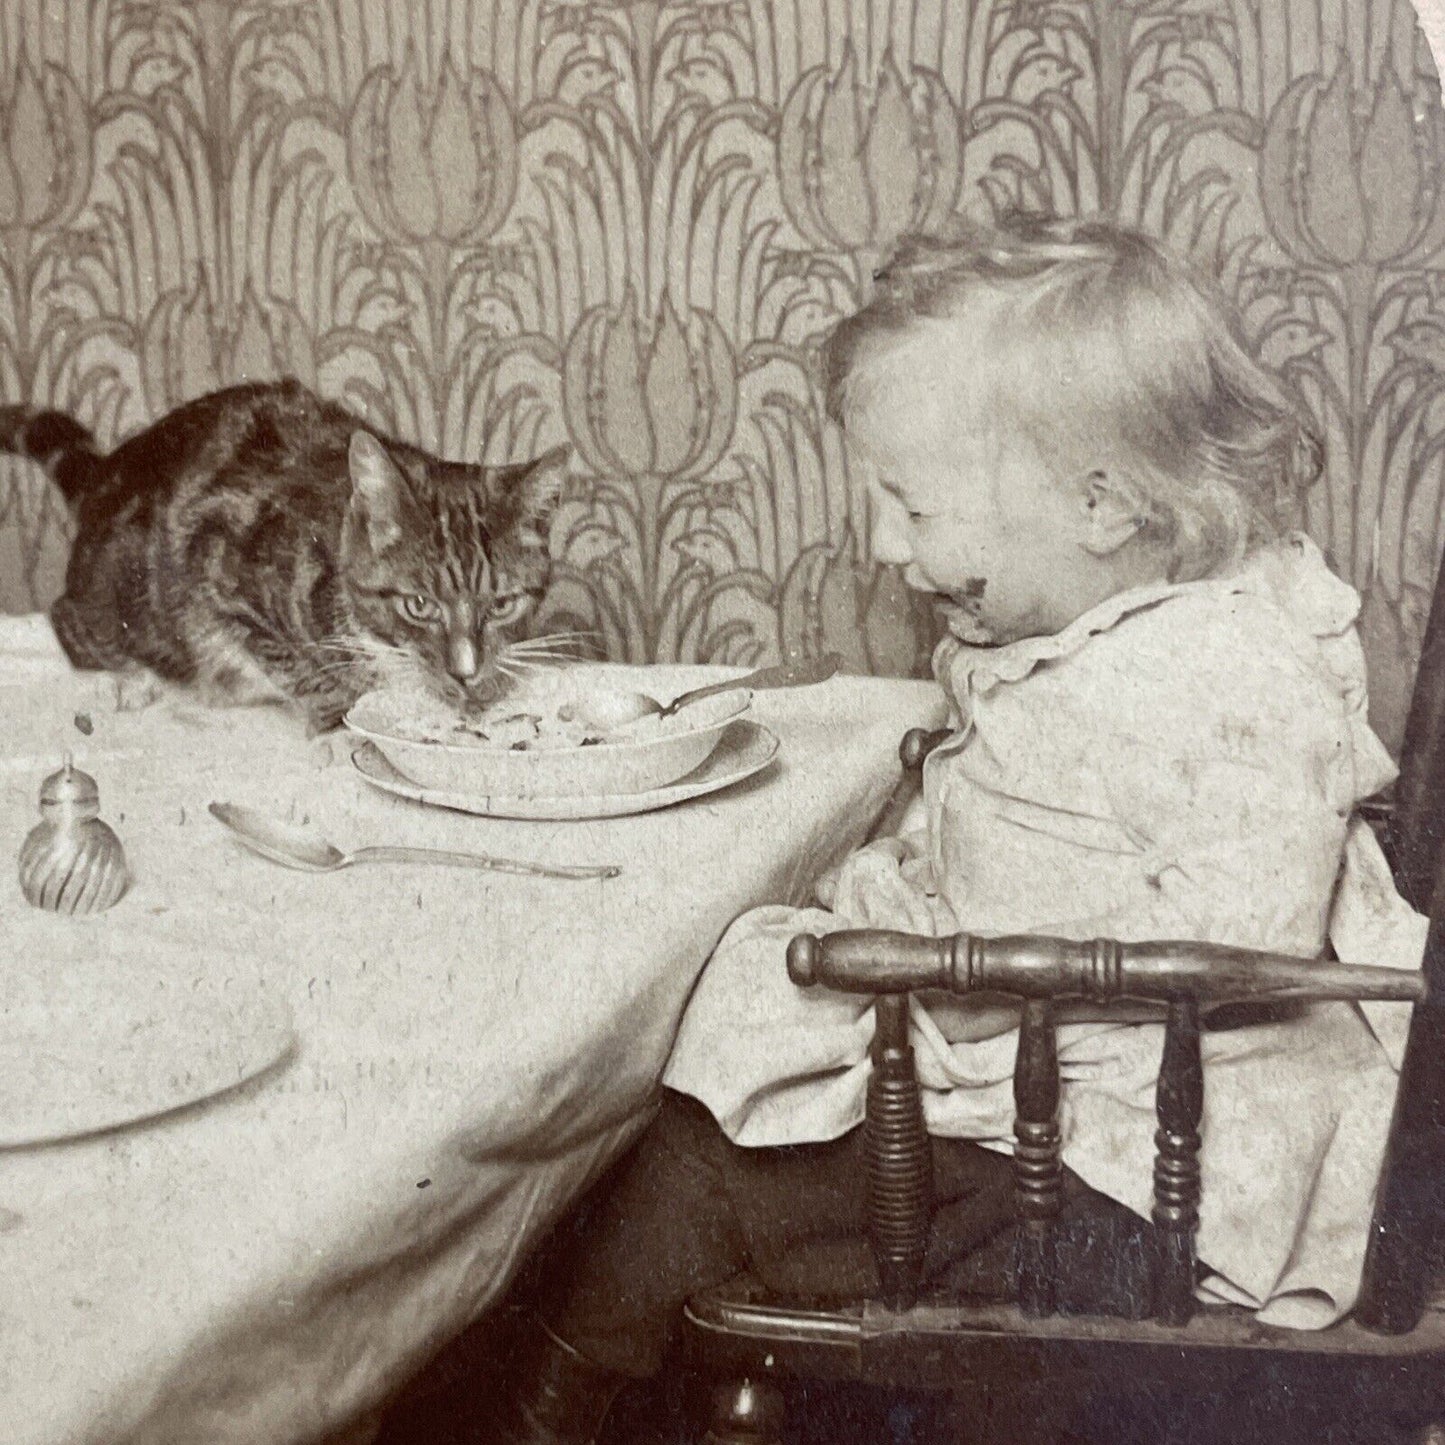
[823,215,1323,581]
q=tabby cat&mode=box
[1,378,570,732]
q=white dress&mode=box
[664,536,1427,1329]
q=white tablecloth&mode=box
[0,616,943,1445]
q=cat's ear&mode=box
[348,431,409,554]
[504,444,571,549]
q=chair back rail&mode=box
[786,930,1427,1006]
[786,929,1426,1323]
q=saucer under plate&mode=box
[351,720,780,820]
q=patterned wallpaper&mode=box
[0,0,1442,750]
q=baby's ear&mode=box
[348,431,409,554]
[1078,469,1149,557]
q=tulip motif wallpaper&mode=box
[0,0,1442,748]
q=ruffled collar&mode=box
[933,534,1363,701]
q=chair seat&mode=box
[685,1276,1445,1409]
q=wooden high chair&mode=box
[682,572,1445,1443]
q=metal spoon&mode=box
[626,652,843,723]
[660,651,842,718]
[208,802,620,880]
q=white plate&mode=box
[0,959,294,1149]
[350,720,780,820]
[345,675,753,799]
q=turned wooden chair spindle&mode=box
[863,994,930,1310]
[1152,995,1203,1327]
[1013,996,1062,1320]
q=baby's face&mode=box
[847,336,1142,646]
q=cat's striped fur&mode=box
[2,379,570,731]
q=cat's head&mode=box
[339,430,571,706]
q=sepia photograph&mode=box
[2,1,1445,1441]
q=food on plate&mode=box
[559,689,661,731]
[353,677,692,752]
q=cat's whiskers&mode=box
[496,655,566,678]
[312,634,409,670]
[509,630,597,650]
[346,635,410,658]
[507,629,598,649]
[304,655,373,681]
[303,659,366,681]
[503,639,592,665]
[507,649,584,665]
[508,642,594,656]
[361,642,443,699]
[530,628,600,644]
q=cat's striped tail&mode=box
[0,404,100,506]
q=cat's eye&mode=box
[489,593,529,625]
[397,593,441,623]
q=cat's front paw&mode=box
[301,703,346,739]
[110,668,166,714]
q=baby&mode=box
[477,217,1428,1444]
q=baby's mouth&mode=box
[935,594,995,646]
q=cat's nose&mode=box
[447,637,481,684]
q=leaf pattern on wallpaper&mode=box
[0,0,1442,747]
